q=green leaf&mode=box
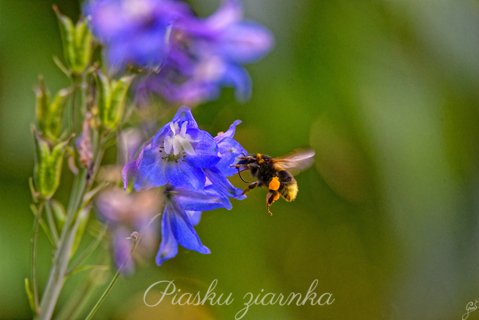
[24,278,36,313]
[69,264,109,278]
[70,207,91,258]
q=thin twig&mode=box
[83,270,121,320]
[45,201,59,244]
[31,201,44,314]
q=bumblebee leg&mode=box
[266,190,280,216]
[237,168,250,183]
[242,181,260,195]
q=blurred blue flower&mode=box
[96,188,162,273]
[136,0,274,104]
[85,0,189,70]
[112,228,135,274]
[157,185,231,265]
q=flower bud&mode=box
[54,6,93,75]
[77,112,94,168]
[96,72,133,130]
[33,132,67,199]
[35,77,69,142]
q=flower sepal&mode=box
[54,5,93,75]
[96,71,133,131]
[33,130,68,200]
[35,77,70,142]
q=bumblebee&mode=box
[234,149,315,215]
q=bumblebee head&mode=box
[237,154,256,166]
[255,153,265,164]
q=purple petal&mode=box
[171,106,198,128]
[219,22,274,63]
[113,228,135,274]
[186,129,220,168]
[205,167,245,201]
[187,210,202,226]
[222,64,251,102]
[164,160,206,190]
[173,186,232,211]
[134,145,168,190]
[122,160,138,190]
[156,207,179,265]
[156,201,210,266]
[216,120,241,140]
[185,0,243,35]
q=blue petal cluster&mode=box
[123,107,247,264]
[144,0,274,104]
[85,0,189,70]
[157,186,231,264]
[86,0,273,104]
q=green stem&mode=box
[38,219,54,247]
[38,170,88,320]
[45,201,59,244]
[67,82,77,134]
[83,269,121,320]
[31,201,44,315]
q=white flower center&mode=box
[162,121,195,157]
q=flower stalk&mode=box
[37,169,88,320]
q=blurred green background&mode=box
[2,0,479,319]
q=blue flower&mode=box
[122,107,248,264]
[137,0,274,104]
[124,107,220,190]
[85,0,189,70]
[156,186,231,265]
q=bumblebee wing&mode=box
[272,149,315,174]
